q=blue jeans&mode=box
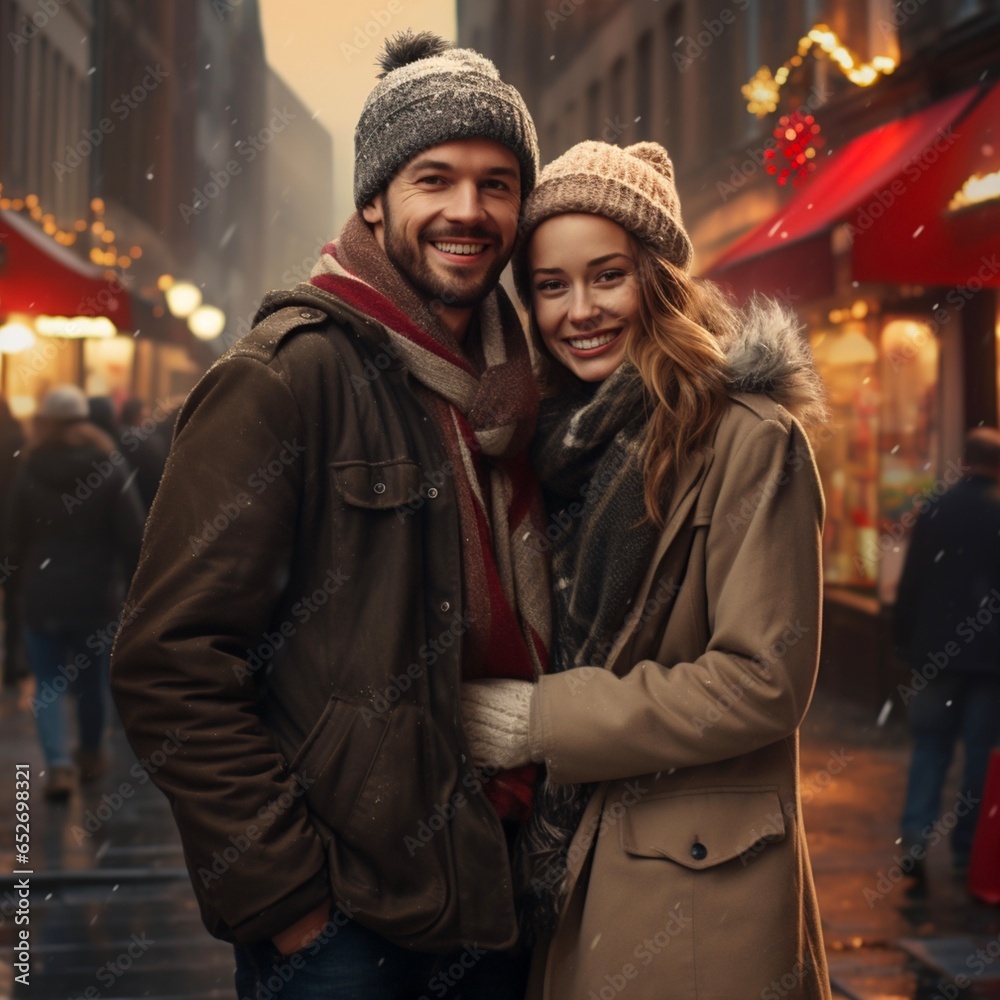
[234,915,528,1000]
[900,670,1000,865]
[24,627,108,768]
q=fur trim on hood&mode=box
[721,296,829,431]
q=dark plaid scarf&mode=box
[516,363,660,941]
[309,214,551,821]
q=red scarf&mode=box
[309,214,550,821]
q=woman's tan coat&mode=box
[528,315,833,1000]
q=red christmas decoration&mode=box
[764,111,824,186]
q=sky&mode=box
[259,0,458,232]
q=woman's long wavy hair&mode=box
[529,236,740,527]
[627,241,738,526]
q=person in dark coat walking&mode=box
[117,397,168,512]
[0,395,27,689]
[894,426,1000,881]
[4,385,145,798]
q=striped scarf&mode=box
[309,214,551,821]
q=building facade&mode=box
[459,0,1000,705]
[0,0,333,419]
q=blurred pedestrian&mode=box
[0,394,28,690]
[118,397,168,511]
[112,30,546,999]
[4,385,145,799]
[894,426,1000,887]
[87,394,119,440]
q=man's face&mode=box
[363,138,521,309]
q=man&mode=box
[111,32,549,998]
[894,427,1000,889]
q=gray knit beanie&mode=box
[513,140,694,304]
[38,384,88,420]
[354,31,539,209]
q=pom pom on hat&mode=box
[624,141,676,181]
[376,30,452,77]
[512,139,694,304]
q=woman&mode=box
[460,141,832,998]
[5,385,144,798]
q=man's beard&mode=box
[382,201,509,310]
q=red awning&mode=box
[0,209,134,326]
[706,87,981,300]
[852,81,1000,288]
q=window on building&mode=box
[811,311,942,602]
[609,56,627,143]
[586,80,603,140]
[635,31,653,142]
[663,3,684,161]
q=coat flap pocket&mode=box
[331,459,424,509]
[620,787,786,869]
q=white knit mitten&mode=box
[460,679,535,770]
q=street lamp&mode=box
[188,304,226,340]
[165,280,202,319]
[0,321,36,353]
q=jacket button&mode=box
[440,601,450,613]
[427,487,439,499]
[690,842,708,861]
[373,482,386,494]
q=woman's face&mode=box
[529,213,639,383]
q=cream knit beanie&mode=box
[513,140,693,303]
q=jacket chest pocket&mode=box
[331,458,428,511]
[620,786,787,869]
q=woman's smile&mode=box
[529,213,639,382]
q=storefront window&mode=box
[877,317,939,601]
[84,335,135,410]
[1,332,80,420]
[812,321,879,589]
[811,312,940,600]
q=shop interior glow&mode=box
[948,169,1000,212]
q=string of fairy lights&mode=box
[0,182,226,341]
[0,186,142,272]
[742,24,897,118]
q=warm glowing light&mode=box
[157,274,174,291]
[90,197,105,213]
[101,230,115,244]
[166,281,202,318]
[742,66,779,117]
[130,245,142,258]
[25,194,39,208]
[188,304,226,340]
[118,256,132,268]
[35,315,116,338]
[949,169,1000,211]
[743,24,896,116]
[827,322,877,366]
[0,321,36,353]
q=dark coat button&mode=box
[690,842,708,861]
